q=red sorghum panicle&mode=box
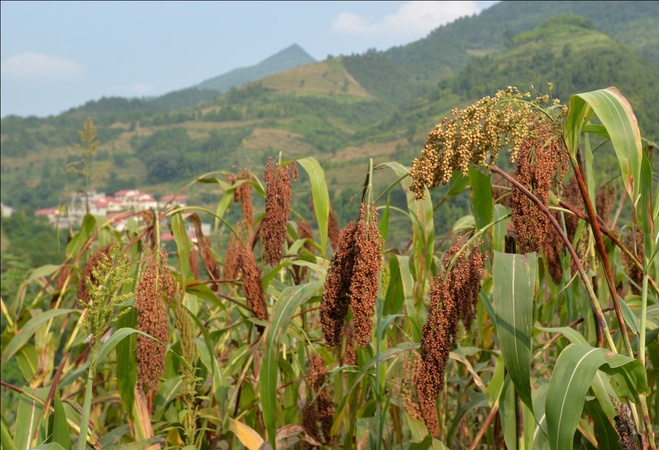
[238,242,268,321]
[328,208,340,252]
[223,233,241,280]
[414,240,484,438]
[350,202,383,347]
[305,353,334,445]
[78,244,112,304]
[55,264,72,292]
[456,243,485,330]
[135,249,177,394]
[189,245,200,280]
[228,169,254,228]
[543,211,565,284]
[321,222,358,347]
[401,353,422,422]
[623,229,644,295]
[511,117,568,253]
[263,158,298,266]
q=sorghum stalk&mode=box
[571,157,632,356]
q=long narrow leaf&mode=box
[564,87,642,199]
[52,394,72,450]
[3,309,80,364]
[297,157,330,258]
[545,344,648,450]
[493,251,537,410]
[260,282,322,448]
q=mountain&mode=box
[196,44,316,92]
[2,2,658,233]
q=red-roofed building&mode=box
[159,195,189,208]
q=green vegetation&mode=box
[1,85,656,450]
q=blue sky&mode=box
[1,1,498,118]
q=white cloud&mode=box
[332,1,481,39]
[1,52,84,81]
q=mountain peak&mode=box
[196,44,316,93]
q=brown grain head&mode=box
[135,249,177,394]
[263,158,298,266]
[306,353,334,445]
[350,202,383,348]
[511,117,568,253]
[320,221,358,347]
[238,241,268,322]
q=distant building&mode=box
[159,195,189,208]
[1,202,13,218]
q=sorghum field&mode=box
[1,86,657,450]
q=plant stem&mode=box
[557,200,659,296]
[77,368,95,450]
[491,166,616,351]
[571,158,633,356]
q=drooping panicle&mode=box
[320,202,383,348]
[135,249,177,394]
[414,240,484,438]
[238,241,268,322]
[320,222,358,347]
[510,117,568,254]
[349,202,384,347]
[263,158,298,266]
[303,353,334,445]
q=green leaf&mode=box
[446,393,487,447]
[1,419,17,450]
[260,282,322,449]
[492,204,509,254]
[584,400,619,450]
[66,214,96,258]
[486,354,505,406]
[15,388,46,450]
[468,167,493,230]
[564,87,642,199]
[93,327,155,371]
[493,251,537,410]
[379,196,390,246]
[3,309,80,364]
[499,375,517,450]
[538,326,618,419]
[52,394,71,450]
[31,444,67,450]
[619,297,640,335]
[380,162,434,303]
[545,344,648,450]
[171,212,192,284]
[332,343,418,436]
[116,306,137,419]
[297,157,330,258]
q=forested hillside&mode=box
[2,1,657,228]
